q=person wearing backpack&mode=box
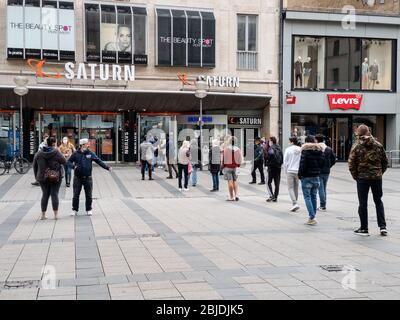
[265,136,283,203]
[315,134,336,212]
[33,136,66,221]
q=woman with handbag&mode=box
[33,136,66,220]
[178,140,191,191]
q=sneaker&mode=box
[306,219,317,226]
[32,181,40,186]
[70,211,78,217]
[178,188,183,191]
[380,228,388,237]
[87,211,93,216]
[318,207,327,212]
[184,188,190,192]
[272,198,278,203]
[266,197,274,203]
[354,228,370,237]
[40,214,47,221]
[258,182,266,185]
[290,204,300,212]
[249,182,256,185]
[167,177,173,180]
[66,184,70,188]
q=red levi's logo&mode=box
[327,94,363,111]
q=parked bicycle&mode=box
[0,150,30,175]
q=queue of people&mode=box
[31,125,390,237]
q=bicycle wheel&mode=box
[0,161,6,176]
[14,157,31,174]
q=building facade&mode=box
[0,0,280,163]
[282,0,400,160]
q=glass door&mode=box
[40,113,79,148]
[80,114,117,162]
[319,117,350,161]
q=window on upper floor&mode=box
[293,36,396,91]
[155,8,216,68]
[237,14,258,71]
[84,2,148,65]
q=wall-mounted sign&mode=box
[228,117,262,126]
[27,59,135,82]
[7,0,75,61]
[156,8,215,68]
[187,116,213,124]
[328,94,363,111]
[177,115,227,125]
[177,74,240,89]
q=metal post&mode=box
[199,98,203,170]
[19,96,23,157]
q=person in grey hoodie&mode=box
[33,136,66,220]
[283,136,302,212]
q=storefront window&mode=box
[293,36,395,91]
[362,39,394,91]
[291,115,318,144]
[85,3,147,64]
[0,112,17,160]
[293,37,325,89]
[156,8,216,68]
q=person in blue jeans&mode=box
[315,134,336,212]
[190,139,201,187]
[298,135,325,226]
[209,139,221,192]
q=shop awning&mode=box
[0,87,272,113]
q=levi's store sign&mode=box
[328,94,363,111]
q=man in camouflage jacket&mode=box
[348,125,388,237]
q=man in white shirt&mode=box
[283,136,302,212]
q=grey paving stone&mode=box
[146,272,185,282]
[77,285,109,295]
[98,275,130,285]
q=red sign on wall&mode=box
[328,94,363,111]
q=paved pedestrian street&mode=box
[0,163,399,300]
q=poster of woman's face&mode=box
[102,24,132,53]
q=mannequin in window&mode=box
[369,60,379,89]
[303,57,312,89]
[294,56,303,88]
[362,58,369,89]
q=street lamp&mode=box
[13,75,29,158]
[195,76,208,170]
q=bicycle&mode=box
[0,150,31,176]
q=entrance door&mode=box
[40,113,79,147]
[319,117,350,161]
[80,114,117,162]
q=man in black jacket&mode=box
[250,137,265,185]
[315,134,336,212]
[265,137,283,202]
[298,135,325,226]
[68,139,112,217]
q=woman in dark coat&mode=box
[33,136,66,220]
[209,139,221,192]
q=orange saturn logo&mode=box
[27,59,62,79]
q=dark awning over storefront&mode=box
[0,87,272,113]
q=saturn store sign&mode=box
[28,59,136,82]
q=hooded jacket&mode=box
[265,144,283,168]
[298,143,325,180]
[284,145,302,174]
[319,143,337,175]
[348,135,388,180]
[33,146,66,183]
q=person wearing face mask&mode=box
[59,137,76,187]
[68,139,112,217]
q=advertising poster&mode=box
[157,9,172,66]
[59,4,75,60]
[201,12,216,68]
[42,5,59,60]
[88,139,97,153]
[24,5,42,58]
[102,139,113,155]
[101,23,118,63]
[85,3,101,62]
[172,10,187,66]
[7,5,24,59]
